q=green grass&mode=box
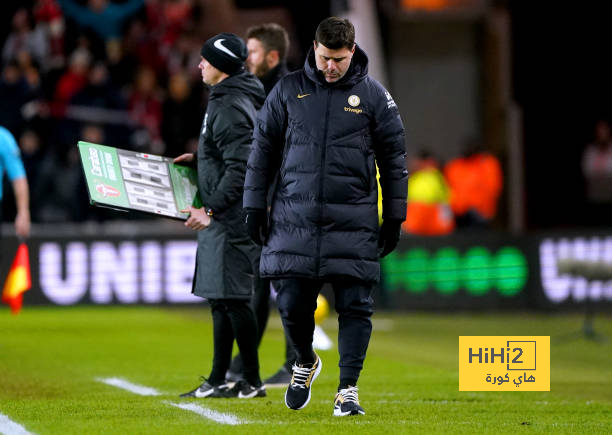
[1,307,611,434]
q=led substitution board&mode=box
[78,141,201,220]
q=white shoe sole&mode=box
[285,357,322,410]
[333,407,366,417]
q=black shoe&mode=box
[225,369,243,384]
[264,366,292,387]
[229,380,267,399]
[333,386,365,416]
[180,378,231,398]
[285,354,322,410]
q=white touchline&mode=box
[165,402,246,426]
[96,377,162,396]
[0,413,35,435]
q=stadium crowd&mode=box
[0,0,211,222]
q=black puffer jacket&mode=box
[197,70,266,236]
[244,45,407,283]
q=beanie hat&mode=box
[200,33,247,75]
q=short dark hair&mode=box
[314,17,355,50]
[246,23,290,61]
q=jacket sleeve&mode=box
[371,82,408,222]
[205,104,253,214]
[243,82,287,209]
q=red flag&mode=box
[2,243,31,314]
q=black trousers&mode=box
[274,278,374,385]
[207,298,261,387]
[229,277,297,374]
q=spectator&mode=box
[57,0,144,57]
[582,120,612,204]
[0,61,36,136]
[16,52,42,94]
[165,32,201,79]
[70,62,127,148]
[2,8,49,67]
[161,71,202,156]
[403,150,454,236]
[52,48,91,116]
[128,66,163,153]
[444,139,503,228]
[114,19,161,86]
[145,0,194,62]
[33,0,66,68]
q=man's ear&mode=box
[313,40,318,50]
[351,44,356,54]
[265,50,280,68]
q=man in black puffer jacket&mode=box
[244,17,408,416]
[176,33,267,400]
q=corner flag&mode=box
[2,243,31,314]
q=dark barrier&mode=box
[1,223,611,309]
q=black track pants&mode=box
[274,278,374,383]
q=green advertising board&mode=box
[382,245,528,297]
[78,141,201,220]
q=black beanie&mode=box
[200,33,247,75]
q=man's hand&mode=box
[246,209,267,245]
[378,220,403,258]
[181,206,211,230]
[173,153,195,164]
[12,178,30,238]
[15,210,30,238]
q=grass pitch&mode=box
[0,306,611,434]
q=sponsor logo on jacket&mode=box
[344,106,363,114]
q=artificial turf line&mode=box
[165,402,247,425]
[0,412,35,435]
[95,377,162,396]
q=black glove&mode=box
[245,209,268,245]
[378,220,403,258]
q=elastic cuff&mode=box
[338,378,358,390]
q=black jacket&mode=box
[197,70,266,234]
[193,70,265,300]
[244,46,407,283]
[260,62,289,96]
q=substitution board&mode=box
[78,141,201,220]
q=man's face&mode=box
[198,57,225,86]
[313,42,355,83]
[246,38,270,78]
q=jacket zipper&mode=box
[315,89,332,276]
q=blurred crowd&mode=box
[1,0,208,222]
